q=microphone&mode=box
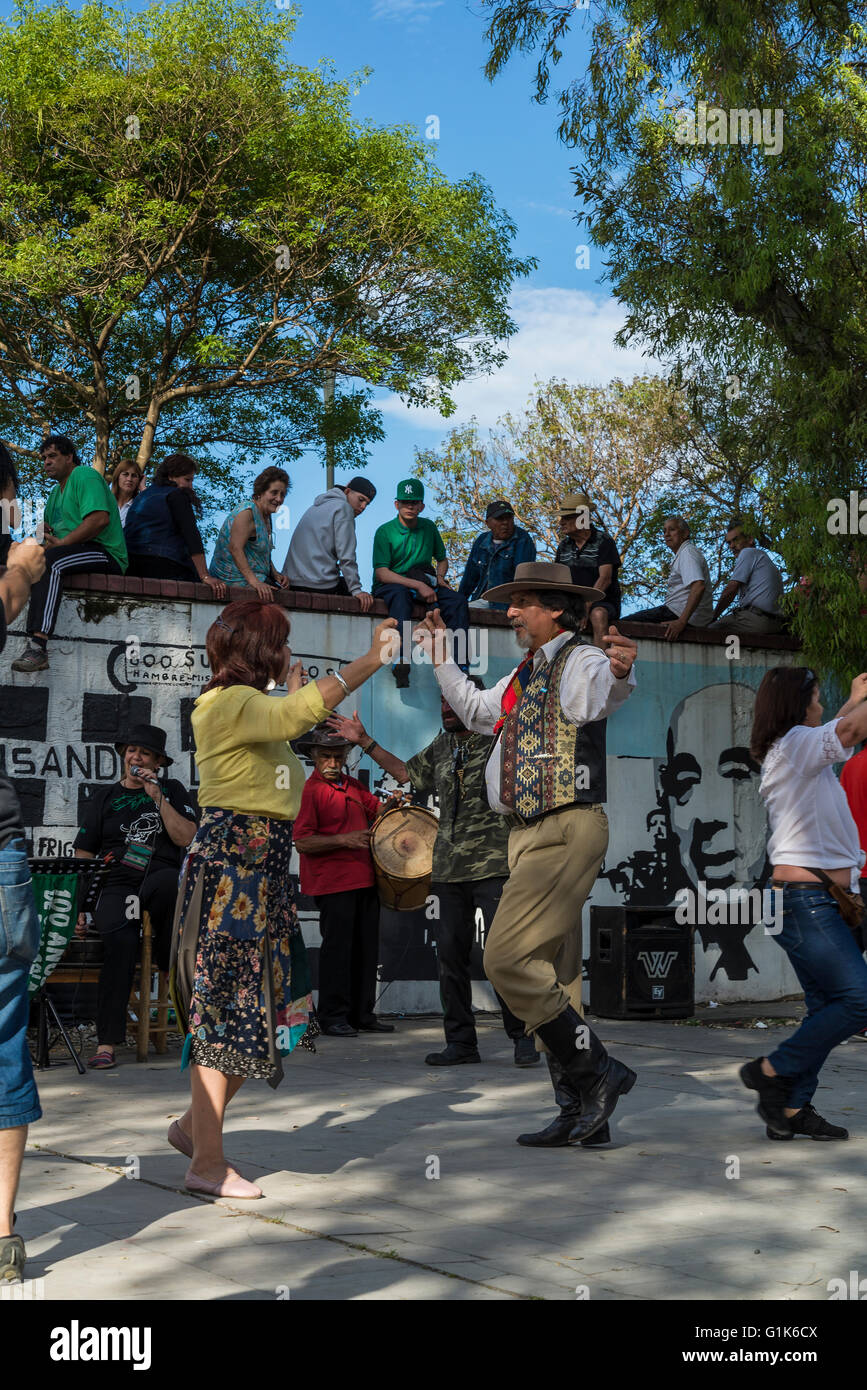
[130,764,160,786]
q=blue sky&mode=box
[279,0,657,577]
[3,0,660,574]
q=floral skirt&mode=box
[169,808,317,1086]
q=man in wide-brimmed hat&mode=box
[555,492,622,647]
[294,725,402,1037]
[73,723,199,1069]
[414,562,639,1149]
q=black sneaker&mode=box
[425,1044,481,1066]
[767,1103,849,1141]
[513,1036,541,1067]
[0,1234,26,1283]
[739,1057,793,1137]
[11,645,49,672]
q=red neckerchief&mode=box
[492,627,566,735]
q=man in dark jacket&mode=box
[459,500,536,613]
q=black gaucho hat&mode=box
[292,723,351,756]
[114,723,173,765]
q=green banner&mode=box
[28,873,79,997]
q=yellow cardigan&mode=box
[192,682,330,820]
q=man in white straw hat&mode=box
[414,562,639,1148]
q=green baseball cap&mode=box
[395,478,424,502]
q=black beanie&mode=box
[347,476,376,501]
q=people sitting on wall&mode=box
[709,519,785,635]
[625,515,713,641]
[554,492,622,647]
[372,478,470,688]
[11,435,128,674]
[123,453,227,597]
[109,460,145,527]
[210,466,291,601]
[458,499,536,612]
[293,725,402,1037]
[281,476,376,612]
[73,723,199,1070]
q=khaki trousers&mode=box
[483,803,609,1038]
[710,608,783,635]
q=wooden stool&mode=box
[129,911,171,1062]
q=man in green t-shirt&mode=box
[11,435,128,673]
[371,478,469,687]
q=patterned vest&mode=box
[499,634,607,819]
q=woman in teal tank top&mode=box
[210,467,290,600]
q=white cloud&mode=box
[521,200,576,219]
[371,0,444,22]
[379,286,663,433]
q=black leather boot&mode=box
[535,1005,636,1143]
[516,1053,610,1147]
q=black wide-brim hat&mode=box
[114,722,173,765]
[482,560,604,606]
[292,723,353,757]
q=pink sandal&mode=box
[185,1168,263,1200]
[87,1050,116,1070]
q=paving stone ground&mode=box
[10,1011,867,1302]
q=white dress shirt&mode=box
[435,630,636,814]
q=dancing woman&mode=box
[169,600,394,1198]
[741,667,867,1139]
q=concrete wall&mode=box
[2,577,804,1006]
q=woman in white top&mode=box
[109,460,144,527]
[740,666,867,1141]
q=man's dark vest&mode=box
[123,484,189,567]
[499,634,606,819]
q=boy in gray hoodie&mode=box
[281,477,376,611]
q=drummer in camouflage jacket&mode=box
[328,680,539,1068]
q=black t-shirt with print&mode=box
[74,779,199,887]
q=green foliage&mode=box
[0,0,532,509]
[480,0,867,679]
[416,372,778,602]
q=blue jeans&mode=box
[0,838,41,1129]
[768,886,867,1109]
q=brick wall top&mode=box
[66,573,802,651]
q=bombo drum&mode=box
[371,805,438,912]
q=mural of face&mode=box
[661,682,767,891]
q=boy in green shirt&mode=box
[371,478,469,687]
[12,435,128,673]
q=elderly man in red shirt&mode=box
[294,725,401,1037]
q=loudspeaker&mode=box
[589,904,694,1019]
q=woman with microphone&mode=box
[74,725,199,1069]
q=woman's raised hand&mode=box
[286,660,307,694]
[369,618,399,667]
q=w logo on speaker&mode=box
[636,949,678,979]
